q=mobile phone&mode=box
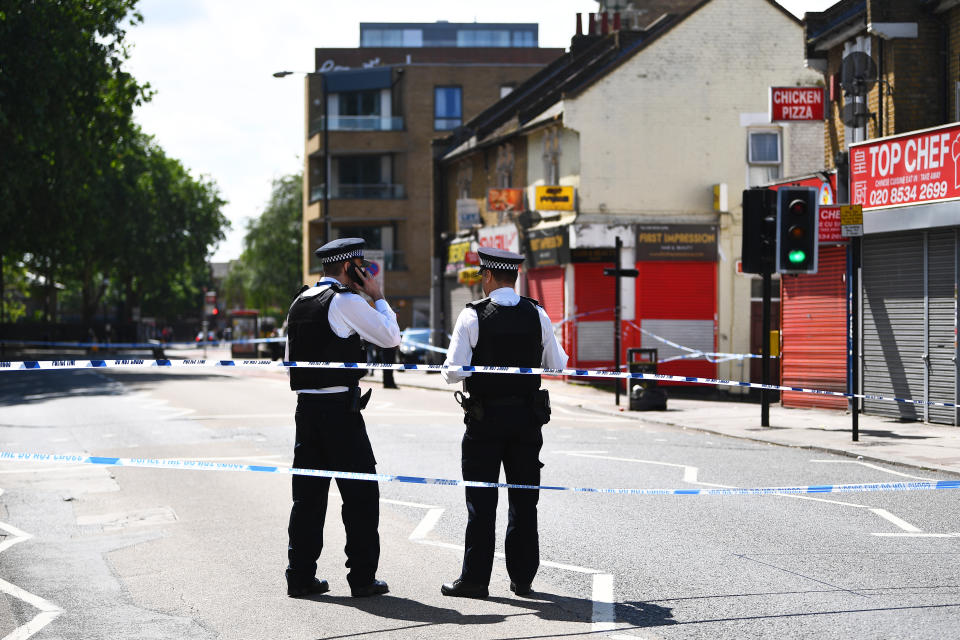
[347,263,366,285]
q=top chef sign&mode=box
[769,87,825,121]
[850,122,960,210]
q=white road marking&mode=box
[810,459,934,481]
[872,533,960,538]
[591,573,615,632]
[384,495,619,631]
[0,489,63,639]
[557,452,734,488]
[870,508,922,533]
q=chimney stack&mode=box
[601,11,609,35]
[575,13,583,36]
[588,12,596,35]
[613,12,621,32]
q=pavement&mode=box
[379,368,960,478]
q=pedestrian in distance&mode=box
[284,238,401,598]
[440,247,569,599]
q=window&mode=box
[338,90,380,117]
[434,86,462,130]
[748,131,780,164]
[334,224,405,270]
[512,30,535,47]
[495,143,514,188]
[338,156,382,185]
[747,129,781,187]
[457,29,510,47]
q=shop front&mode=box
[769,173,848,410]
[850,123,960,425]
[632,224,718,382]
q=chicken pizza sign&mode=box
[849,122,960,211]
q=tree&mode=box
[228,173,303,316]
[0,0,149,321]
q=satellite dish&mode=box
[841,52,878,97]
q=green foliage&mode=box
[0,0,229,325]
[0,259,30,323]
[226,173,303,315]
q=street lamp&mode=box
[273,69,333,261]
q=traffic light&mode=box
[776,186,818,274]
[741,188,777,274]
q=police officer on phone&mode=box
[284,238,401,598]
[440,247,568,599]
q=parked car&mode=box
[398,328,435,365]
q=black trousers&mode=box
[286,392,380,589]
[459,402,543,587]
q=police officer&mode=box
[284,238,401,598]
[440,247,568,599]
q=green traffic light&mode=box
[788,249,806,264]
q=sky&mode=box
[124,0,837,262]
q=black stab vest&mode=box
[286,283,365,390]
[465,296,543,397]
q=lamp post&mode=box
[274,70,332,249]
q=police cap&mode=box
[477,247,524,271]
[315,238,370,266]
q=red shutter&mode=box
[633,261,718,382]
[571,262,616,367]
[781,245,847,409]
[526,266,564,323]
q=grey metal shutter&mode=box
[862,232,924,420]
[926,230,957,425]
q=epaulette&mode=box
[465,297,491,309]
[520,295,542,308]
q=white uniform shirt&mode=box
[442,286,568,385]
[287,277,401,393]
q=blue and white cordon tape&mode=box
[2,452,958,496]
[1,358,957,409]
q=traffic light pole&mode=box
[761,270,771,427]
[851,236,861,441]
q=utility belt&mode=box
[299,387,372,413]
[454,389,550,424]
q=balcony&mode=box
[310,183,405,202]
[309,115,404,135]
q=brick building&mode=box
[790,0,960,424]
[301,23,562,328]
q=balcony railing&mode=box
[309,115,404,134]
[310,183,405,202]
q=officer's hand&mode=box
[354,266,384,301]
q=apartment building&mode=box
[301,22,562,328]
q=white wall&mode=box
[563,0,822,386]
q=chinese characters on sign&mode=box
[850,122,960,210]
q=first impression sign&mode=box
[769,87,825,121]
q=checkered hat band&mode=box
[322,249,363,263]
[480,258,519,270]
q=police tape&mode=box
[0,337,285,349]
[623,321,771,364]
[2,451,957,496]
[0,358,956,409]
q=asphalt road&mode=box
[0,367,958,639]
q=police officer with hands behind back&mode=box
[440,247,568,599]
[284,238,400,598]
